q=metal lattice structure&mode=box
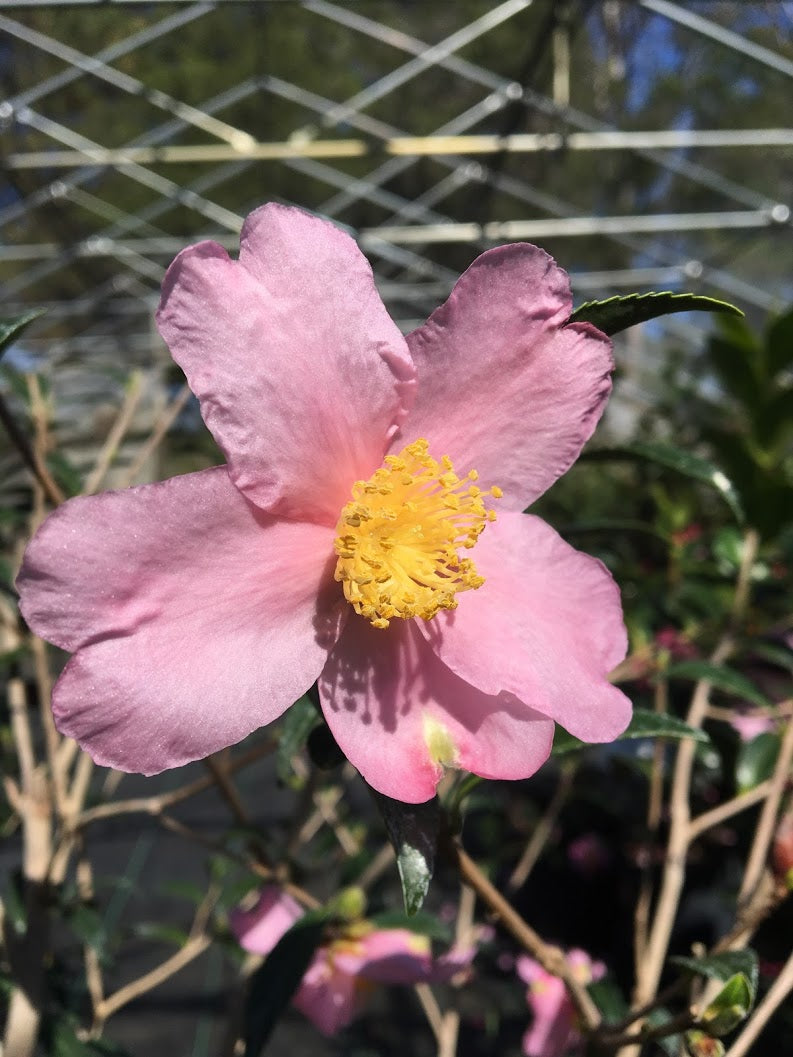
[0,0,791,447]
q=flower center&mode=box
[333,438,501,629]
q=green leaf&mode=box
[750,641,793,672]
[665,661,772,708]
[132,922,191,947]
[244,908,329,1057]
[65,905,107,953]
[369,910,452,943]
[276,695,319,786]
[588,976,629,1022]
[646,1008,685,1057]
[736,731,780,793]
[584,442,744,524]
[370,789,439,915]
[699,973,753,1035]
[672,949,758,1005]
[765,306,793,379]
[567,292,742,336]
[0,310,45,359]
[552,707,711,755]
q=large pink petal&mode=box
[319,618,554,803]
[399,244,613,510]
[334,930,433,984]
[156,203,416,525]
[420,512,631,743]
[17,468,344,773]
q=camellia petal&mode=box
[319,618,555,803]
[419,511,631,744]
[17,468,344,774]
[230,887,303,957]
[156,203,416,525]
[333,930,433,984]
[398,244,613,510]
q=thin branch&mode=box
[688,780,774,842]
[118,381,191,487]
[82,371,144,495]
[74,738,275,828]
[94,934,212,1025]
[507,761,575,893]
[452,842,601,1032]
[0,388,64,506]
[724,947,793,1057]
[738,709,793,904]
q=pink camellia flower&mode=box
[231,886,472,1035]
[517,949,606,1057]
[17,202,631,802]
[729,711,775,742]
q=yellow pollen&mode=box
[333,438,500,629]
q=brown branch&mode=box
[738,709,793,904]
[94,934,212,1025]
[0,387,64,506]
[452,842,601,1032]
[507,760,575,893]
[82,371,144,496]
[118,381,191,488]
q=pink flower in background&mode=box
[729,711,775,742]
[17,202,631,803]
[231,886,473,1035]
[517,949,606,1057]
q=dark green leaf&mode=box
[369,910,452,943]
[244,909,329,1057]
[277,695,319,786]
[370,789,439,915]
[588,977,628,1022]
[665,661,772,708]
[160,880,206,906]
[623,709,712,743]
[584,442,744,524]
[2,871,27,935]
[672,949,758,1005]
[750,641,793,672]
[646,1008,684,1056]
[567,292,742,336]
[552,708,711,756]
[132,922,190,947]
[736,731,780,793]
[765,306,793,379]
[65,905,107,952]
[707,335,762,410]
[0,310,45,359]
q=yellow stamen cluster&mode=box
[334,438,501,629]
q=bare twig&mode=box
[738,710,793,904]
[688,780,774,842]
[82,371,144,495]
[119,381,191,487]
[724,948,793,1057]
[507,761,576,893]
[452,842,601,1032]
[74,738,275,829]
[94,934,212,1026]
[0,387,64,506]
